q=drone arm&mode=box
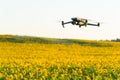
[62,21,73,28]
[64,21,73,24]
[87,23,100,27]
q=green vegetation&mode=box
[0,34,113,47]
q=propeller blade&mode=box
[62,21,64,28]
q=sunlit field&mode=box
[0,36,120,80]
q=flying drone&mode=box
[62,17,100,28]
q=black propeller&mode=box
[62,21,64,28]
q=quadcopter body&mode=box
[62,17,100,28]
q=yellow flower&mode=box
[112,69,115,73]
[24,77,28,80]
[19,73,23,79]
[6,75,13,80]
[86,76,90,80]
[14,74,18,79]
[0,73,3,78]
[118,73,120,77]
[0,40,120,80]
[10,69,14,74]
[29,72,34,78]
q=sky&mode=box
[0,0,120,40]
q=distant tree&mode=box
[111,38,120,42]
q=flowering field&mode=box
[0,40,120,80]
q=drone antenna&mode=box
[62,21,64,28]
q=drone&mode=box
[62,17,100,28]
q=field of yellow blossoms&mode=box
[0,41,120,80]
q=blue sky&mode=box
[0,0,120,40]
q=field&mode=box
[0,35,120,80]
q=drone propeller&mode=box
[98,23,100,27]
[56,20,65,28]
[62,21,64,28]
